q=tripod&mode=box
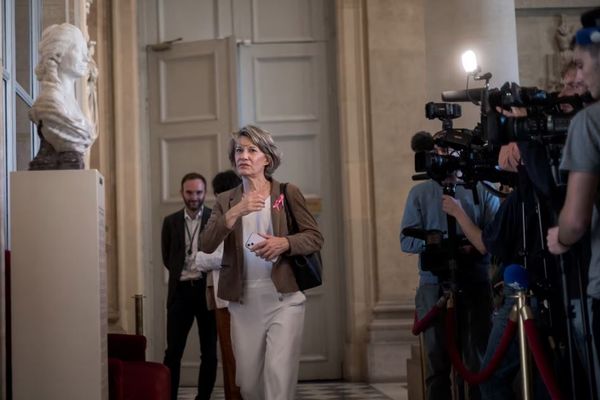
[407,178,493,400]
[514,165,597,399]
[442,182,476,400]
[548,140,598,400]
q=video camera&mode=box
[411,101,513,190]
[412,79,588,189]
[441,81,588,145]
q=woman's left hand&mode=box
[250,234,290,261]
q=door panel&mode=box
[239,41,342,380]
[146,0,342,384]
[234,0,326,43]
[148,37,237,386]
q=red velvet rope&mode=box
[412,305,442,335]
[445,305,517,385]
[523,319,564,400]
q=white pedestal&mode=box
[10,170,107,400]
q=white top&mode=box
[191,242,227,308]
[181,208,204,281]
[242,195,273,281]
[211,269,228,309]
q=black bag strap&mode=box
[200,206,211,230]
[197,206,212,248]
[281,183,300,235]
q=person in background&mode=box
[206,170,243,400]
[199,125,323,400]
[558,60,588,113]
[401,141,500,400]
[450,60,592,400]
[547,5,600,385]
[162,172,218,400]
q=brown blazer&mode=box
[199,178,324,302]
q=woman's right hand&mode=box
[238,191,268,215]
[225,191,267,228]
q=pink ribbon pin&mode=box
[273,193,285,210]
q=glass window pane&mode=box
[16,94,33,170]
[15,0,32,95]
[1,1,5,68]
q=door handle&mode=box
[236,39,252,47]
[147,37,183,52]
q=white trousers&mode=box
[228,279,306,400]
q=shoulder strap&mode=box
[200,206,212,230]
[197,206,212,248]
[281,183,299,234]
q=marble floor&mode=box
[179,382,408,400]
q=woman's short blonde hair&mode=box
[228,125,282,177]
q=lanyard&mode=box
[185,218,201,256]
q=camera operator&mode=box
[441,61,593,399]
[401,142,500,400]
[547,6,600,376]
[559,60,588,114]
[494,59,588,177]
[553,58,596,386]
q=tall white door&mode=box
[147,37,238,385]
[144,0,343,384]
[239,41,342,380]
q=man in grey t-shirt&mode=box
[547,8,600,375]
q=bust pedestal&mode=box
[10,170,107,400]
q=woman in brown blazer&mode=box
[199,125,323,400]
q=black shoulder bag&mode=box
[281,183,323,291]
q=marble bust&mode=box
[29,23,95,170]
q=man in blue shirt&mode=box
[401,172,499,399]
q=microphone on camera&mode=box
[504,264,529,291]
[411,131,435,152]
[441,88,485,103]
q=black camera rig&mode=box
[412,101,514,198]
[412,79,589,190]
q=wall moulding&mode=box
[516,0,598,10]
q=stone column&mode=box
[0,24,5,400]
[86,0,120,328]
[361,0,520,383]
[335,0,376,381]
[424,0,519,128]
[111,0,144,333]
[364,0,428,383]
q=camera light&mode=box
[461,50,478,74]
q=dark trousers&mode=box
[216,307,243,400]
[207,284,243,400]
[593,298,600,377]
[480,287,550,400]
[164,278,217,400]
[416,283,491,400]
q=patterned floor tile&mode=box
[178,381,396,399]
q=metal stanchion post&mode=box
[515,291,532,400]
[133,294,144,335]
[419,334,427,399]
